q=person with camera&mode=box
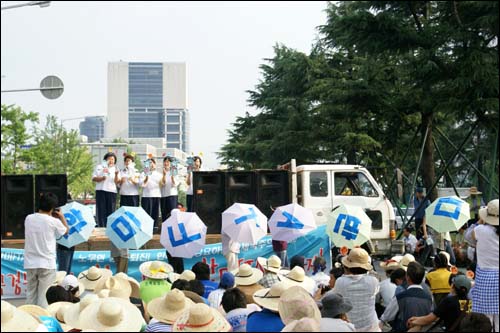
[24,192,69,308]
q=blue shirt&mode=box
[200,279,219,299]
[414,197,430,220]
[246,309,285,332]
[39,316,64,332]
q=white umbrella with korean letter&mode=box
[106,206,153,249]
[57,201,95,248]
[327,204,372,249]
[268,203,316,242]
[222,203,267,245]
[160,210,207,258]
[425,196,470,233]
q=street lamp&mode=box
[1,1,51,10]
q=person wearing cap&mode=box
[247,282,288,332]
[319,292,355,331]
[232,263,264,305]
[191,262,218,298]
[470,199,499,332]
[379,261,432,332]
[332,248,380,331]
[257,255,282,288]
[145,289,194,332]
[413,186,430,240]
[221,288,253,332]
[24,192,69,309]
[425,252,452,306]
[207,272,235,309]
[59,274,84,300]
[139,261,173,304]
[408,274,473,331]
[466,186,485,222]
[92,152,120,228]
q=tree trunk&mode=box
[421,112,437,201]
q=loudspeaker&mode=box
[35,174,67,209]
[1,175,34,239]
[256,170,290,218]
[193,172,225,234]
[225,171,256,207]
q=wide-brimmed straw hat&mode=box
[469,186,482,195]
[63,294,100,329]
[253,281,289,312]
[139,261,173,280]
[1,300,41,332]
[169,270,197,283]
[279,266,315,293]
[78,297,145,332]
[182,290,206,304]
[257,255,282,274]
[232,263,263,286]
[400,253,416,271]
[77,266,113,291]
[173,303,231,332]
[60,274,85,297]
[47,302,73,321]
[94,276,132,299]
[278,286,321,325]
[147,289,195,324]
[281,318,321,332]
[380,256,402,271]
[341,248,373,271]
[17,304,50,318]
[479,199,499,226]
[114,272,141,298]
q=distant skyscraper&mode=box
[79,116,105,143]
[106,61,189,152]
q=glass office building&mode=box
[79,116,105,143]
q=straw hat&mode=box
[94,276,132,299]
[79,298,145,332]
[281,318,321,332]
[97,289,111,298]
[479,199,499,226]
[253,282,289,312]
[469,186,482,195]
[47,302,73,321]
[60,274,85,297]
[78,266,113,291]
[400,253,416,270]
[279,266,316,293]
[173,303,231,332]
[1,300,41,332]
[178,270,196,281]
[182,290,206,304]
[278,286,321,325]
[114,272,141,299]
[341,248,373,271]
[17,304,51,318]
[64,294,100,329]
[232,263,263,286]
[257,255,282,274]
[54,271,67,285]
[147,289,195,324]
[139,261,173,280]
[380,257,402,271]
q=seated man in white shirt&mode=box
[403,227,418,254]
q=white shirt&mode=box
[92,164,119,193]
[207,288,225,309]
[160,171,178,197]
[24,213,67,269]
[119,167,139,196]
[319,318,356,332]
[377,278,397,307]
[404,233,418,253]
[333,274,379,330]
[221,232,240,255]
[475,224,499,269]
[140,171,162,198]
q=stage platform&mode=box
[1,229,222,251]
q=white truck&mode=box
[285,159,398,255]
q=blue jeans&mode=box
[56,244,75,274]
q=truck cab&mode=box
[291,162,396,255]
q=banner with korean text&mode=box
[1,225,329,299]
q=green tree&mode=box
[1,104,39,174]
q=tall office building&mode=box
[106,61,189,151]
[79,116,105,143]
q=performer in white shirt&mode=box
[92,152,120,228]
[140,158,162,232]
[119,154,140,207]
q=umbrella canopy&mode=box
[106,206,153,249]
[222,203,267,244]
[327,204,372,249]
[425,196,470,233]
[57,201,95,248]
[160,210,207,258]
[268,203,316,242]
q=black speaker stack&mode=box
[1,174,67,239]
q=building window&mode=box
[167,134,180,142]
[167,124,179,132]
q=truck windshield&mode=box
[334,172,378,197]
